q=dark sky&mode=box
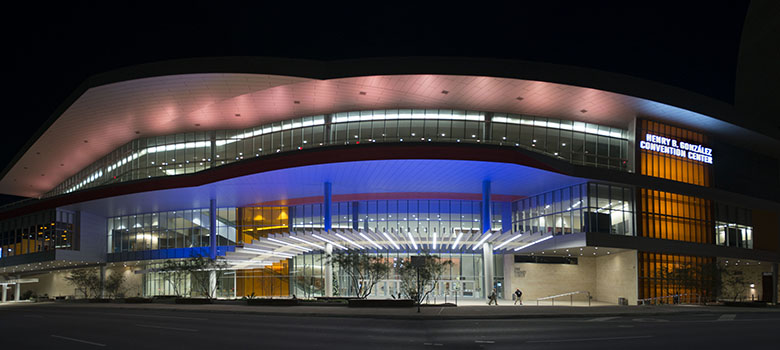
[1,1,751,203]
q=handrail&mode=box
[536,290,591,306]
[638,293,699,305]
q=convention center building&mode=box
[1,58,778,305]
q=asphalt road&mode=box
[1,305,779,349]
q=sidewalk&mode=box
[6,299,779,320]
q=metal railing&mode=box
[638,293,700,305]
[536,290,591,306]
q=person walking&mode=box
[488,288,498,305]
[513,288,523,305]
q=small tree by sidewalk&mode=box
[104,271,126,298]
[661,264,700,303]
[64,268,101,299]
[397,253,453,305]
[159,254,228,299]
[720,265,748,302]
[332,249,390,298]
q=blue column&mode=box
[324,182,332,232]
[482,180,491,234]
[502,202,513,233]
[351,201,359,230]
[209,198,217,259]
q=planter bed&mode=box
[246,298,300,306]
[420,302,457,307]
[347,299,415,308]
[722,301,771,308]
[87,298,112,303]
[124,297,153,303]
[175,298,214,304]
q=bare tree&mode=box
[720,265,748,302]
[160,259,189,296]
[64,269,101,298]
[332,249,390,298]
[397,254,453,305]
[160,255,228,299]
[104,271,126,298]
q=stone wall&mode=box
[20,266,143,299]
[595,251,638,305]
[504,250,638,305]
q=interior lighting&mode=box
[472,233,493,250]
[513,235,553,251]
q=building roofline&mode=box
[1,56,765,194]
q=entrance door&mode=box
[762,275,773,302]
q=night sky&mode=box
[1,2,752,204]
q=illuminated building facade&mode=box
[0,58,778,304]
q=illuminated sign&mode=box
[639,133,713,164]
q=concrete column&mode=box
[210,130,217,168]
[99,265,106,299]
[482,180,491,234]
[233,273,237,299]
[773,262,778,305]
[484,112,493,141]
[210,198,217,259]
[324,243,333,297]
[14,283,21,302]
[1,285,7,303]
[209,270,217,299]
[483,242,494,300]
[324,182,332,232]
[324,114,332,144]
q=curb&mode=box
[14,302,780,321]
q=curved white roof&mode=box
[2,58,776,198]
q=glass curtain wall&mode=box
[714,203,753,249]
[491,114,628,170]
[107,208,238,253]
[289,199,504,243]
[513,182,634,236]
[47,110,629,197]
[0,209,78,258]
[638,252,715,303]
[638,189,712,244]
[286,251,486,300]
[143,261,235,298]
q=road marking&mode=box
[528,335,653,343]
[113,312,208,321]
[475,340,495,344]
[717,314,736,321]
[135,324,198,332]
[586,316,620,322]
[51,335,106,347]
[632,318,669,322]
